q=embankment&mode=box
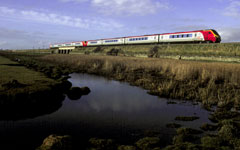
[71,43,240,62]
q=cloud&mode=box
[0,6,123,31]
[91,0,169,16]
[59,0,89,2]
[222,0,240,18]
[218,27,240,42]
[170,25,210,32]
[0,27,64,49]
[0,41,7,46]
[0,6,15,14]
[58,0,169,16]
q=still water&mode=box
[0,73,212,149]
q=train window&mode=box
[209,32,211,34]
[90,41,97,44]
[195,34,197,37]
[145,37,148,40]
[181,35,184,38]
[174,35,178,38]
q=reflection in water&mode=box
[0,73,212,150]
[0,91,65,121]
[66,73,211,129]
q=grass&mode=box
[0,55,71,120]
[2,52,240,108]
[1,51,240,149]
[71,43,240,58]
[30,54,240,108]
[0,56,59,96]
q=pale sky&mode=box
[0,0,240,49]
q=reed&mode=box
[38,54,240,108]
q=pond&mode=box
[0,73,212,149]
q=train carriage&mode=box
[87,40,102,46]
[160,31,205,43]
[101,38,124,45]
[125,35,158,44]
[72,42,83,47]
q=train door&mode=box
[82,41,88,47]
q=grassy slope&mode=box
[0,56,58,95]
[71,43,240,62]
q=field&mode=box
[0,56,58,96]
[1,44,240,149]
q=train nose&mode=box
[216,36,221,43]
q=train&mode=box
[50,29,221,49]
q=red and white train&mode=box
[50,29,221,48]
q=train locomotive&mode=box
[50,29,221,49]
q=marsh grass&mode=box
[35,54,240,108]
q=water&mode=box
[0,73,212,149]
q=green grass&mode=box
[71,43,240,62]
[0,56,58,96]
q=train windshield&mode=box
[211,29,221,42]
[211,29,220,37]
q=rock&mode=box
[88,138,115,150]
[164,142,199,150]
[67,87,82,100]
[201,136,220,149]
[200,123,218,131]
[166,123,181,128]
[173,128,202,144]
[175,116,199,121]
[135,137,160,150]
[218,124,235,142]
[36,134,72,150]
[80,86,91,95]
[67,86,91,100]
[117,145,136,150]
[176,128,203,135]
[167,101,177,104]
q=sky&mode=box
[0,0,240,49]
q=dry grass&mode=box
[39,54,240,108]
